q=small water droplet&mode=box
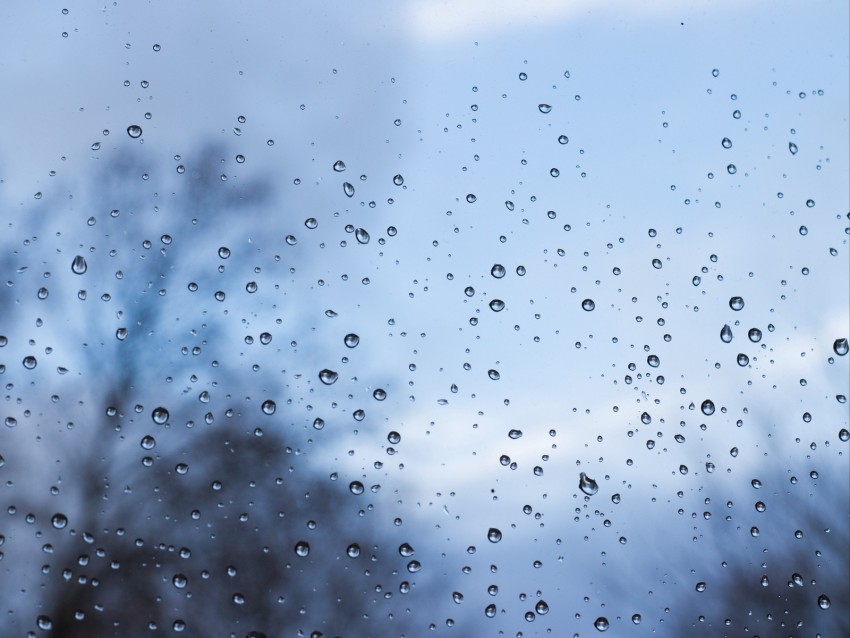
[737,353,749,366]
[485,604,497,618]
[140,435,156,450]
[488,369,500,380]
[355,228,370,244]
[789,142,798,155]
[466,193,477,203]
[343,333,360,348]
[558,135,569,144]
[393,174,404,186]
[696,581,706,592]
[22,356,37,369]
[748,328,762,342]
[721,137,732,149]
[373,388,387,401]
[346,543,361,558]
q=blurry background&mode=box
[0,1,847,636]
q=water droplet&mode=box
[755,501,766,512]
[140,435,156,450]
[344,333,360,348]
[22,356,37,370]
[558,135,569,144]
[579,472,599,496]
[172,573,187,588]
[721,137,732,149]
[373,388,387,401]
[349,481,364,495]
[721,324,733,343]
[346,543,361,558]
[319,369,339,385]
[737,353,749,366]
[748,327,762,342]
[594,617,609,631]
[333,160,346,172]
[343,182,355,197]
[701,400,715,416]
[285,235,297,245]
[261,400,276,415]
[789,142,798,155]
[466,193,477,203]
[631,614,641,624]
[71,255,87,274]
[304,217,318,229]
[294,541,310,557]
[727,164,737,175]
[51,513,68,529]
[245,281,258,293]
[647,354,660,368]
[489,299,505,312]
[582,299,595,311]
[406,560,421,573]
[36,615,53,631]
[488,369,500,380]
[388,431,401,444]
[127,125,142,138]
[393,174,404,186]
[729,296,745,311]
[839,428,849,442]
[485,604,497,618]
[695,581,706,592]
[355,228,370,244]
[792,573,804,587]
[464,286,475,297]
[487,528,502,543]
[452,591,464,604]
[508,429,523,439]
[834,338,848,356]
[152,406,169,424]
[535,601,549,615]
[491,264,506,278]
[817,594,830,609]
[538,104,552,113]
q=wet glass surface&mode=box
[1,2,848,636]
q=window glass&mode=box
[1,2,847,636]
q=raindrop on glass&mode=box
[729,296,745,311]
[538,104,552,113]
[487,528,502,543]
[720,324,733,343]
[152,406,169,424]
[579,472,599,496]
[127,125,142,138]
[71,255,87,274]
[701,400,715,416]
[261,400,276,415]
[319,369,339,385]
[582,299,595,311]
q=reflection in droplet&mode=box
[491,264,506,279]
[834,338,849,356]
[319,369,339,385]
[344,333,360,348]
[261,400,276,415]
[594,617,609,631]
[489,299,505,312]
[487,528,502,543]
[579,472,599,496]
[294,541,310,557]
[701,400,715,416]
[343,182,355,197]
[582,299,595,311]
[51,513,68,529]
[71,255,87,274]
[333,160,346,172]
[720,324,733,343]
[152,406,169,424]
[127,125,142,138]
[355,228,370,244]
[818,594,831,609]
[349,481,364,495]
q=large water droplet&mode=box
[789,142,798,155]
[579,472,599,496]
[51,513,68,529]
[319,369,339,385]
[346,543,361,558]
[488,369,500,380]
[333,160,346,172]
[737,353,749,366]
[834,338,848,356]
[294,541,310,557]
[261,400,276,415]
[71,255,87,274]
[452,591,464,604]
[152,406,169,424]
[720,324,733,343]
[343,182,355,197]
[355,228,370,244]
[349,481,364,495]
[701,400,715,416]
[582,299,595,311]
[344,333,360,348]
[491,264,506,279]
[373,388,387,401]
[489,299,505,312]
[817,594,831,609]
[535,600,549,615]
[485,604,497,618]
[729,296,745,311]
[748,327,762,342]
[393,174,404,186]
[22,356,37,369]
[487,528,502,543]
[594,617,609,631]
[127,125,142,138]
[538,104,552,113]
[140,435,156,450]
